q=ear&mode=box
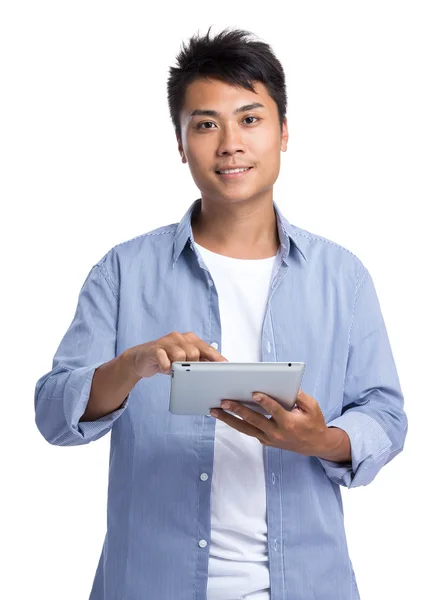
[177,135,187,164]
[280,117,289,152]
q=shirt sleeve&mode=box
[34,257,130,446]
[317,267,408,488]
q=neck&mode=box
[191,197,280,260]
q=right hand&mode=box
[129,331,228,378]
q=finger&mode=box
[195,341,228,362]
[176,341,202,362]
[252,392,288,425]
[211,408,268,439]
[220,401,278,436]
[292,389,314,412]
[161,341,200,374]
[154,347,173,374]
[165,343,188,362]
[183,332,228,363]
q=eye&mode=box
[196,116,261,130]
[243,116,260,125]
[197,122,216,130]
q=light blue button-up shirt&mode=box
[34,198,408,600]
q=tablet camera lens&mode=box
[288,363,292,366]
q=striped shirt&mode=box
[34,198,408,599]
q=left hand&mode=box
[210,389,329,456]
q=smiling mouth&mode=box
[215,167,253,178]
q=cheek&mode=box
[188,146,214,172]
[254,132,281,159]
[256,147,281,175]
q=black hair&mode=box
[167,25,287,143]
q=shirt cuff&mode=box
[64,361,129,444]
[317,410,392,488]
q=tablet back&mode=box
[169,361,306,416]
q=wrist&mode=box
[120,347,143,384]
[317,427,352,464]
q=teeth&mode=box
[218,167,249,174]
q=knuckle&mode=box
[153,345,165,357]
[170,331,183,341]
[170,347,187,361]
[187,347,201,361]
[183,331,197,340]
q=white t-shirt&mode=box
[193,241,277,600]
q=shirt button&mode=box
[272,472,276,485]
[210,342,218,350]
[200,473,209,481]
[199,539,207,548]
[208,279,214,287]
[267,341,272,353]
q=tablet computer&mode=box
[169,361,306,416]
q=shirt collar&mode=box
[172,198,308,267]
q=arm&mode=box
[80,349,141,422]
[34,256,137,446]
[317,427,352,463]
[317,267,408,488]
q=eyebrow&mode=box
[188,102,265,118]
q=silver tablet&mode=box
[169,361,306,416]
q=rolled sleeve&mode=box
[35,255,130,446]
[318,267,408,488]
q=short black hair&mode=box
[167,25,287,143]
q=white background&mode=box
[1,1,442,598]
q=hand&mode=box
[210,389,330,457]
[129,331,228,378]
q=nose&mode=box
[216,123,246,157]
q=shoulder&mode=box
[93,222,178,284]
[100,222,177,261]
[287,222,368,287]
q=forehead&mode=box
[182,77,274,118]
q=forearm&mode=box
[317,426,352,463]
[79,348,142,422]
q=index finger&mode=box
[252,392,287,423]
[183,333,228,362]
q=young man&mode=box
[35,27,408,600]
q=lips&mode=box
[215,167,253,181]
[216,167,252,180]
[215,167,252,174]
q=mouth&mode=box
[215,167,253,180]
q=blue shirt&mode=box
[34,198,408,600]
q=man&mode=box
[34,26,408,600]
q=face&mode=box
[177,77,288,207]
